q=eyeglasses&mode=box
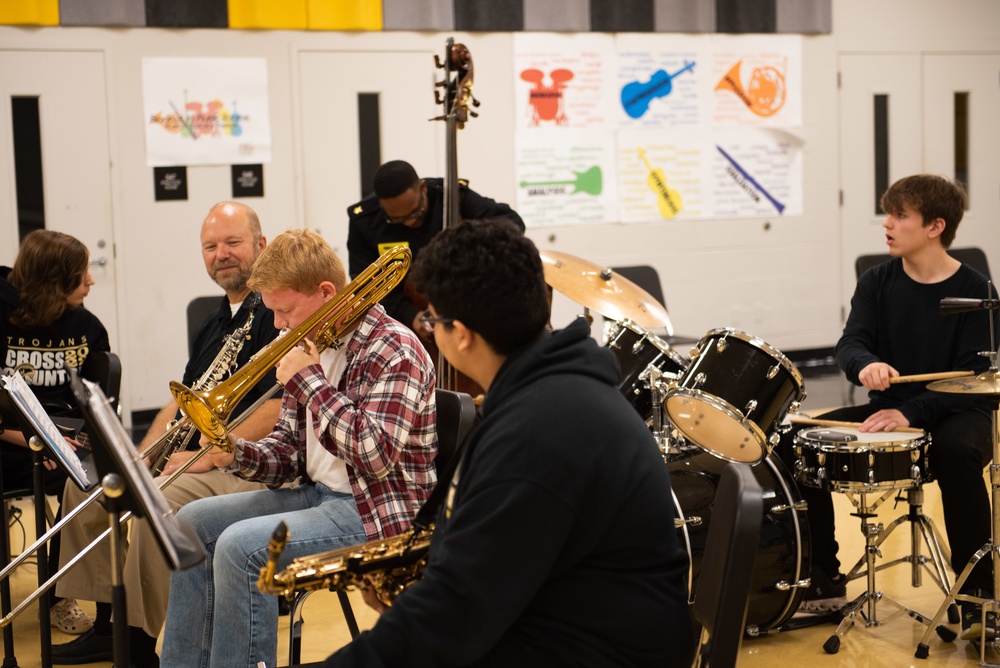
[418,312,455,328]
[385,189,427,225]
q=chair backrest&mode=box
[691,463,762,667]
[187,295,222,357]
[434,388,477,473]
[856,246,992,280]
[81,350,123,414]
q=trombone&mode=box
[0,245,411,628]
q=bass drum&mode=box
[669,448,810,636]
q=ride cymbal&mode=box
[539,250,672,331]
[927,371,1000,396]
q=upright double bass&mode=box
[429,39,480,393]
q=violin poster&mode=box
[616,34,705,127]
[616,129,704,222]
[142,57,272,167]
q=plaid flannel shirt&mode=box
[232,305,437,540]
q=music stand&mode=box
[69,372,206,668]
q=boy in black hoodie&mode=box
[326,218,694,667]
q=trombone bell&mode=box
[170,380,232,450]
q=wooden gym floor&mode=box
[3,369,995,666]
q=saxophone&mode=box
[148,295,259,475]
[258,521,434,606]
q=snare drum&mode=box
[664,328,805,464]
[669,449,810,635]
[793,426,931,492]
[605,319,688,417]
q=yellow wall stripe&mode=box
[228,0,308,29]
[307,0,383,31]
[0,0,59,26]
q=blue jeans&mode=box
[160,483,365,668]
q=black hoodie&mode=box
[327,318,693,667]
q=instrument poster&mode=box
[513,33,803,227]
[142,57,272,167]
[516,130,617,227]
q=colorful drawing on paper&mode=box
[519,166,602,196]
[636,148,682,218]
[716,144,786,214]
[521,68,574,126]
[715,60,787,118]
[620,61,695,119]
[142,57,271,166]
[149,95,246,139]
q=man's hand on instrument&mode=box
[859,408,909,433]
[276,338,321,386]
[359,577,389,614]
[858,362,899,391]
[161,446,234,475]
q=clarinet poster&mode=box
[142,57,273,167]
[513,33,803,227]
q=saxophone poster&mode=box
[142,57,272,167]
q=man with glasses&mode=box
[327,218,694,666]
[347,160,523,343]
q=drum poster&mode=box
[513,33,803,227]
[142,57,273,167]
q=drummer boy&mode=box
[778,174,997,639]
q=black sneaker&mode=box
[798,570,848,613]
[51,627,114,664]
[960,592,997,641]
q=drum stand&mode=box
[643,365,684,459]
[823,489,936,654]
[843,485,958,622]
[916,393,1000,665]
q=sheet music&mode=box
[1,372,91,487]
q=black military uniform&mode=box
[346,178,524,329]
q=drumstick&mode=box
[888,370,973,384]
[788,415,924,434]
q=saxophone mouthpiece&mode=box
[257,522,290,596]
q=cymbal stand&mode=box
[824,489,935,654]
[917,288,1000,664]
[916,390,1000,664]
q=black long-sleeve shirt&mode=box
[346,179,524,328]
[836,258,997,427]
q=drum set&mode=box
[541,250,812,637]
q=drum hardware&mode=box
[642,363,687,457]
[917,363,1000,658]
[606,319,688,419]
[538,249,673,331]
[794,426,948,653]
[667,449,810,635]
[664,328,806,464]
[821,489,936,654]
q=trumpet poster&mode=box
[514,34,803,226]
